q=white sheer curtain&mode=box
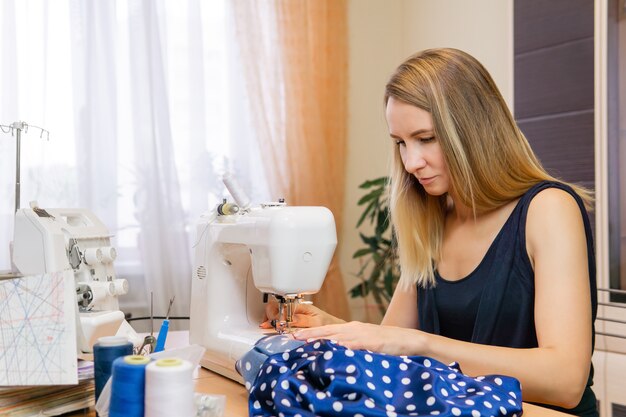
[0,0,269,330]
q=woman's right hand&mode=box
[260,299,344,329]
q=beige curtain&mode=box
[230,0,350,320]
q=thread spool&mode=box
[112,278,129,296]
[222,173,251,210]
[93,336,133,403]
[110,355,151,417]
[100,246,117,263]
[145,358,195,417]
[83,247,103,265]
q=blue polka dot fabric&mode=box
[238,335,523,417]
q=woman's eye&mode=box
[395,140,405,147]
[420,137,435,143]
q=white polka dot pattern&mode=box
[238,335,522,417]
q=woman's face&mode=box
[385,97,450,196]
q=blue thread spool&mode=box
[93,336,133,403]
[109,355,151,417]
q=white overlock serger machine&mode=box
[12,202,129,353]
[189,174,337,382]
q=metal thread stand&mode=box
[13,122,24,213]
[0,121,50,213]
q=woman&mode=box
[263,48,597,417]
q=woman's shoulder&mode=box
[529,185,579,208]
[525,184,586,261]
[516,181,584,216]
[527,184,583,227]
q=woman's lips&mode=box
[418,176,436,185]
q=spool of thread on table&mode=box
[93,336,133,403]
[109,355,151,417]
[145,357,196,417]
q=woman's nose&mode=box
[403,146,427,173]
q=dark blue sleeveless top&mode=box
[433,239,499,342]
[418,181,598,417]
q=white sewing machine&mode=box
[189,177,337,383]
[12,202,128,353]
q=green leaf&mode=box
[375,210,390,237]
[349,282,369,298]
[371,251,382,264]
[357,188,382,206]
[351,175,396,316]
[359,233,379,249]
[359,177,387,189]
[379,238,392,248]
[356,199,377,228]
[352,248,371,258]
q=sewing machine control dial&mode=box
[76,284,92,309]
[67,238,83,270]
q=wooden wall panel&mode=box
[515,39,594,119]
[518,110,594,183]
[514,0,594,53]
[514,0,595,222]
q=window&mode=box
[0,0,270,323]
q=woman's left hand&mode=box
[292,321,425,356]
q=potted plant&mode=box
[349,176,400,318]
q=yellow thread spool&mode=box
[155,358,182,367]
[124,355,151,365]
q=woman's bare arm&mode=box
[381,281,418,328]
[295,188,592,409]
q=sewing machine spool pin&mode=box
[217,199,240,216]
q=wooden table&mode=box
[193,367,249,416]
[63,331,569,417]
[64,366,570,417]
[170,369,572,417]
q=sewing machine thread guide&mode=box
[140,292,156,353]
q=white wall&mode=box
[342,0,513,322]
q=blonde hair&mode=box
[385,48,592,288]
